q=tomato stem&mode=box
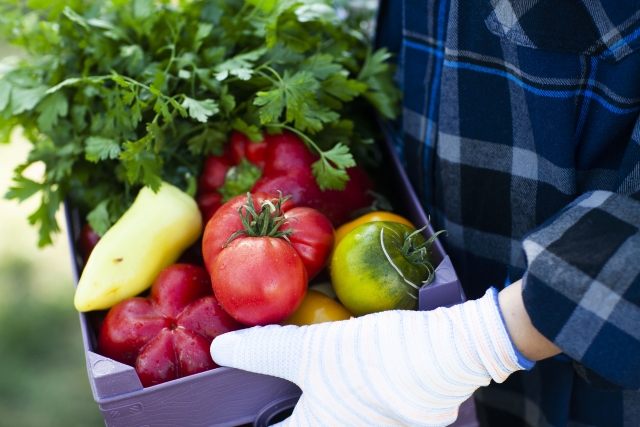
[222,192,295,248]
[400,223,448,286]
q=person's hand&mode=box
[211,288,534,426]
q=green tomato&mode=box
[330,221,437,316]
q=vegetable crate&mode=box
[66,126,478,427]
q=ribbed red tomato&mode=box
[96,264,244,387]
[202,192,334,326]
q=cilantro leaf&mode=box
[232,118,264,142]
[119,139,163,191]
[214,48,266,81]
[253,70,320,129]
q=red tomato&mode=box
[320,165,376,225]
[250,131,375,227]
[78,223,101,262]
[230,131,268,169]
[261,131,317,175]
[197,147,235,194]
[202,192,334,326]
[211,237,308,326]
[97,264,244,386]
[196,192,224,225]
[284,207,335,279]
[251,168,325,214]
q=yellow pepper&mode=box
[74,182,202,312]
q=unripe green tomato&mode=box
[331,221,432,316]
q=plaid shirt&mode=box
[376,0,640,426]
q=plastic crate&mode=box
[65,125,478,427]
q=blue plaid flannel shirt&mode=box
[376,0,640,426]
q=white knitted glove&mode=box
[211,288,534,426]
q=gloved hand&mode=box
[210,288,534,426]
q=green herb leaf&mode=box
[182,96,219,123]
[86,199,111,236]
[232,118,264,142]
[312,143,356,191]
[36,91,69,132]
[10,85,48,115]
[0,78,12,112]
[218,158,263,202]
[4,174,43,202]
[85,136,121,162]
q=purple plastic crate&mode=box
[66,125,478,427]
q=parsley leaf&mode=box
[218,158,263,202]
[85,136,121,162]
[1,0,400,246]
[311,143,356,191]
[182,97,219,123]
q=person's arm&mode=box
[517,189,640,390]
[499,280,561,361]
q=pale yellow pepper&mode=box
[74,182,202,312]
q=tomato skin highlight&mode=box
[331,221,432,316]
[211,237,308,326]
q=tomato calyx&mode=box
[399,226,448,285]
[223,192,294,247]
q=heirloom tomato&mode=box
[331,221,442,316]
[202,192,334,326]
[97,264,244,387]
[333,211,415,249]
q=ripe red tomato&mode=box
[78,223,101,262]
[197,147,235,194]
[230,130,268,169]
[96,264,244,387]
[196,192,224,225]
[251,131,375,226]
[202,192,334,326]
[211,237,307,326]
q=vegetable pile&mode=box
[0,0,446,389]
[0,0,400,246]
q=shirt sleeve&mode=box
[521,189,640,390]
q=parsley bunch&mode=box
[0,0,400,247]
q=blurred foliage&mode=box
[0,257,104,427]
[0,39,103,427]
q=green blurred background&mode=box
[0,41,104,426]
